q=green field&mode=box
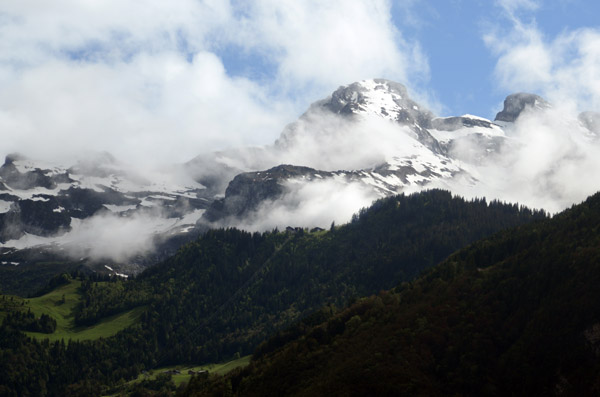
[127,355,252,387]
[0,279,144,342]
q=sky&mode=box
[1,0,600,166]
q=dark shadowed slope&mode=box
[191,192,600,396]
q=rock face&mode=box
[494,93,550,122]
[0,154,208,259]
[323,79,435,128]
[0,155,72,191]
[431,116,494,131]
[204,165,334,222]
[0,198,72,241]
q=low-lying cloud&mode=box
[65,211,166,263]
[274,111,424,172]
[444,108,600,213]
[225,178,381,232]
[461,0,600,212]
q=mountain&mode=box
[201,79,598,226]
[2,78,597,279]
[0,190,545,395]
[186,191,600,397]
[201,79,506,225]
[0,152,209,278]
[494,92,551,123]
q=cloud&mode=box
[64,211,166,263]
[485,3,600,113]
[0,0,428,167]
[463,109,600,213]
[0,52,291,166]
[230,0,428,97]
[0,209,174,263]
[274,110,430,171]
[456,1,600,212]
[0,0,232,64]
[495,0,539,17]
[229,178,381,232]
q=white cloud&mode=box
[0,0,428,166]
[229,178,381,232]
[472,4,600,212]
[486,3,600,113]
[496,0,539,14]
[0,52,291,166]
[230,0,428,98]
[0,0,232,64]
[275,111,430,171]
[65,212,164,263]
[445,107,600,213]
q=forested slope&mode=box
[189,192,600,396]
[77,190,544,364]
[0,190,545,395]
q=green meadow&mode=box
[0,279,144,342]
[127,355,252,387]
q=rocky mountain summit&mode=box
[494,92,551,123]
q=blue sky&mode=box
[390,0,600,118]
[0,0,599,164]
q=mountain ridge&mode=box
[1,78,597,276]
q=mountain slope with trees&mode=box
[0,189,546,395]
[77,190,545,364]
[189,192,600,396]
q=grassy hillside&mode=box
[130,355,251,387]
[1,278,144,342]
[190,192,600,396]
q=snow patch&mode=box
[0,200,12,214]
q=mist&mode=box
[0,207,197,264]
[273,109,424,172]
[473,0,600,212]
[220,178,381,232]
[64,212,166,263]
[456,107,600,213]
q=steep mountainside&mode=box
[193,192,600,396]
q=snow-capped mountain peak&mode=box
[323,79,435,127]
